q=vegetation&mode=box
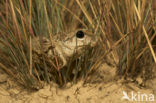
[0,0,155,90]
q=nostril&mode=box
[76,30,85,38]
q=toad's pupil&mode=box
[76,30,85,38]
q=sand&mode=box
[0,63,155,103]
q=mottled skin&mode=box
[32,29,97,68]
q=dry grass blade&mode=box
[54,0,87,29]
[9,0,21,43]
[29,36,32,75]
[75,0,94,28]
[134,2,156,63]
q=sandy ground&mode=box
[0,63,156,103]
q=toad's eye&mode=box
[76,30,85,38]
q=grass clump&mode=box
[0,0,155,90]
